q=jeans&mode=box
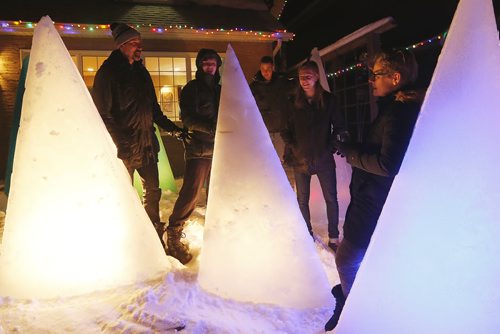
[294,166,339,238]
[169,158,212,228]
[125,160,162,224]
[335,238,368,297]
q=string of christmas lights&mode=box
[277,0,288,20]
[0,20,293,40]
[326,32,447,78]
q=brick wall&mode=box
[0,33,272,180]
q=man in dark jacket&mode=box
[250,56,294,184]
[92,23,185,251]
[167,48,222,264]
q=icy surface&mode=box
[337,0,500,332]
[198,44,334,309]
[0,16,170,299]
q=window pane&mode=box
[150,73,160,87]
[159,57,173,71]
[145,57,159,71]
[173,58,186,71]
[83,73,95,88]
[174,72,187,86]
[191,58,197,71]
[160,86,174,103]
[159,73,174,86]
[83,56,97,72]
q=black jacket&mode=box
[343,90,421,248]
[92,49,179,169]
[180,69,221,159]
[281,91,345,173]
[249,72,293,132]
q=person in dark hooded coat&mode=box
[92,23,185,250]
[167,48,222,264]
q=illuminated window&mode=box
[82,56,107,88]
[145,56,188,121]
[20,50,223,122]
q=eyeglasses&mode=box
[368,70,391,80]
[125,41,143,49]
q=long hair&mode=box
[294,61,325,110]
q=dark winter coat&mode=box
[249,72,293,133]
[281,91,345,173]
[92,49,179,169]
[342,89,421,248]
[180,69,221,160]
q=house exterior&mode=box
[0,0,293,178]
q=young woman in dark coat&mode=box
[281,61,345,248]
[325,50,422,331]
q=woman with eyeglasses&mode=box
[325,49,422,331]
[281,61,346,250]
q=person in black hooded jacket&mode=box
[325,50,422,331]
[167,48,222,264]
[92,23,185,251]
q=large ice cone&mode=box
[198,44,333,309]
[337,0,500,332]
[0,16,170,299]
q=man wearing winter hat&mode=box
[167,48,222,264]
[92,23,187,253]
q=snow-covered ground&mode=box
[0,179,339,333]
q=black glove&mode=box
[335,142,350,158]
[173,128,191,141]
[331,131,351,157]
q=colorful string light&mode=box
[327,32,447,78]
[0,20,294,41]
[277,0,288,20]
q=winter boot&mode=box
[153,222,167,251]
[325,284,346,331]
[328,238,339,253]
[166,226,192,265]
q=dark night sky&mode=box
[279,0,500,66]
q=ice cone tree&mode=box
[198,44,333,309]
[337,0,500,332]
[0,16,170,299]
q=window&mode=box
[82,56,107,88]
[145,56,188,121]
[20,50,222,123]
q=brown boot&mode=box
[166,226,192,264]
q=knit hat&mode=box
[195,48,222,70]
[110,23,141,48]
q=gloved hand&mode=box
[173,127,191,141]
[335,141,350,158]
[331,131,351,157]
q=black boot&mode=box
[166,226,192,265]
[325,284,346,331]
